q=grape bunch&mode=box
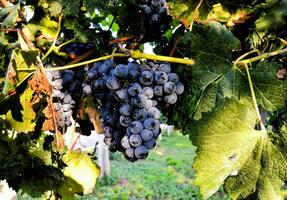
[83,59,184,161]
[47,67,85,131]
[136,0,170,30]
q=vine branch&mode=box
[243,63,266,131]
[17,51,195,71]
[43,14,63,60]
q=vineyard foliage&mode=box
[0,0,287,199]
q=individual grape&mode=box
[62,74,74,86]
[114,64,128,78]
[150,14,161,25]
[103,59,115,68]
[119,115,132,127]
[52,89,62,98]
[113,130,124,140]
[106,77,120,90]
[63,94,72,104]
[154,71,168,85]
[104,127,113,138]
[126,127,132,136]
[145,100,153,108]
[128,61,140,78]
[92,79,104,91]
[121,135,131,149]
[139,71,154,86]
[83,85,92,95]
[51,79,63,90]
[125,148,135,158]
[132,94,149,108]
[104,137,113,145]
[164,93,178,104]
[120,104,132,116]
[152,126,161,138]
[98,63,109,74]
[164,81,176,94]
[140,129,153,141]
[168,73,179,83]
[143,138,156,149]
[175,82,184,95]
[128,83,142,96]
[141,64,151,72]
[129,134,142,147]
[109,140,121,152]
[154,85,163,96]
[143,118,157,130]
[63,70,75,77]
[86,71,97,82]
[115,89,129,101]
[158,63,171,73]
[133,108,148,121]
[62,104,71,112]
[134,145,148,159]
[130,121,144,134]
[147,107,161,119]
[140,4,152,14]
[143,87,154,98]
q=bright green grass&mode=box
[77,133,229,200]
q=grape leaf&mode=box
[61,0,81,16]
[62,150,100,194]
[251,61,287,112]
[0,4,20,28]
[190,98,287,199]
[48,1,63,17]
[25,15,58,40]
[5,87,36,132]
[167,1,250,28]
[176,22,241,121]
[3,49,39,95]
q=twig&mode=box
[70,133,81,150]
[190,0,203,31]
[18,29,35,49]
[169,37,181,57]
[67,48,96,65]
[43,15,63,60]
[243,63,266,131]
[0,28,18,32]
[109,36,135,45]
[240,47,287,64]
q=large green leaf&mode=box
[62,150,100,194]
[190,98,287,199]
[3,49,38,95]
[5,87,36,132]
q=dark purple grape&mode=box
[120,104,132,116]
[164,82,176,94]
[129,134,142,147]
[143,138,156,149]
[143,87,154,98]
[121,135,131,148]
[130,121,144,134]
[155,71,168,85]
[158,63,171,73]
[133,108,148,121]
[176,82,184,95]
[135,145,148,159]
[114,64,128,78]
[154,85,163,96]
[147,107,161,119]
[168,73,179,83]
[128,83,142,96]
[119,115,132,127]
[140,129,153,141]
[143,118,157,130]
[164,93,177,104]
[139,71,154,86]
[106,77,120,90]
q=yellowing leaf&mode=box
[63,150,100,194]
[6,87,36,132]
[190,98,287,199]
